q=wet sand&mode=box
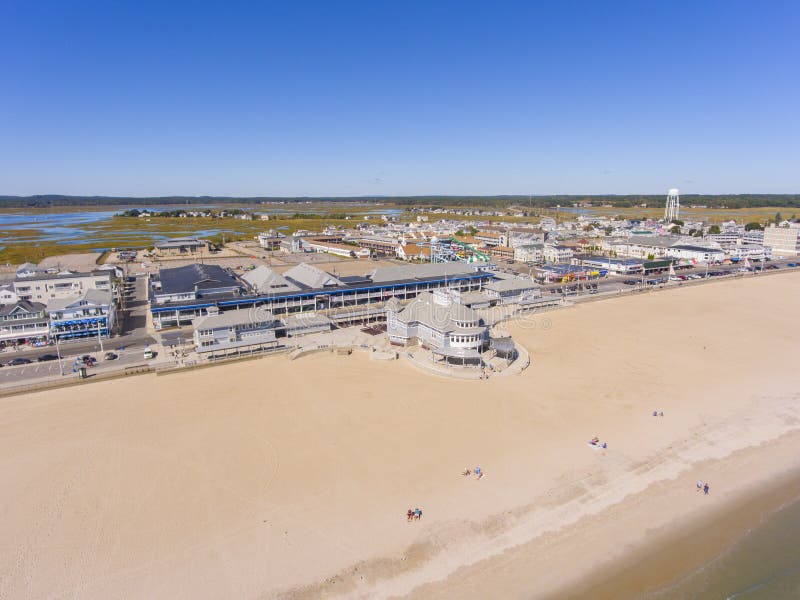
[0,272,799,599]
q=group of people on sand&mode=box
[652,410,665,417]
[589,436,607,449]
[696,480,710,495]
[406,508,423,521]
[462,466,484,479]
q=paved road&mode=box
[0,344,157,388]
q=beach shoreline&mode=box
[1,273,798,599]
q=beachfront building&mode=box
[385,290,489,365]
[483,276,541,305]
[13,270,113,303]
[241,265,301,294]
[0,301,49,347]
[193,309,280,355]
[150,261,494,330]
[763,223,800,256]
[666,245,725,263]
[611,236,679,259]
[571,256,645,275]
[48,289,116,340]
[151,264,245,304]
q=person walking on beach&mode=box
[697,480,703,492]
[414,508,422,520]
[704,483,710,495]
[407,509,414,522]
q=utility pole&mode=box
[97,321,104,353]
[55,334,64,376]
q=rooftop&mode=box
[158,264,243,296]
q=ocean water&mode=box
[645,495,800,600]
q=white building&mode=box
[47,289,116,340]
[727,244,769,262]
[385,291,489,365]
[13,270,113,303]
[514,244,544,263]
[193,309,280,354]
[763,223,800,256]
[483,275,541,305]
[0,301,49,346]
[543,244,574,263]
[0,284,19,305]
[666,245,725,263]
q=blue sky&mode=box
[1,1,798,196]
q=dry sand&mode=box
[1,273,799,599]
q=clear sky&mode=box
[1,1,798,197]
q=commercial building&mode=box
[48,289,116,340]
[572,256,645,275]
[193,309,280,354]
[474,231,508,247]
[0,301,49,346]
[486,245,515,261]
[483,276,541,304]
[151,264,245,305]
[13,271,113,303]
[150,261,494,330]
[304,238,371,259]
[155,237,206,255]
[763,224,800,256]
[385,291,489,365]
[666,245,725,263]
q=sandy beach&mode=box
[1,272,799,599]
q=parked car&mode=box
[143,347,154,360]
[788,263,797,267]
[103,351,118,360]
[37,354,58,362]
[7,357,33,366]
[80,354,96,366]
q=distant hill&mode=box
[0,194,798,209]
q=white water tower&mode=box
[665,188,680,222]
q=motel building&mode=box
[0,301,50,348]
[385,290,490,366]
[303,238,371,259]
[47,289,116,340]
[666,245,726,263]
